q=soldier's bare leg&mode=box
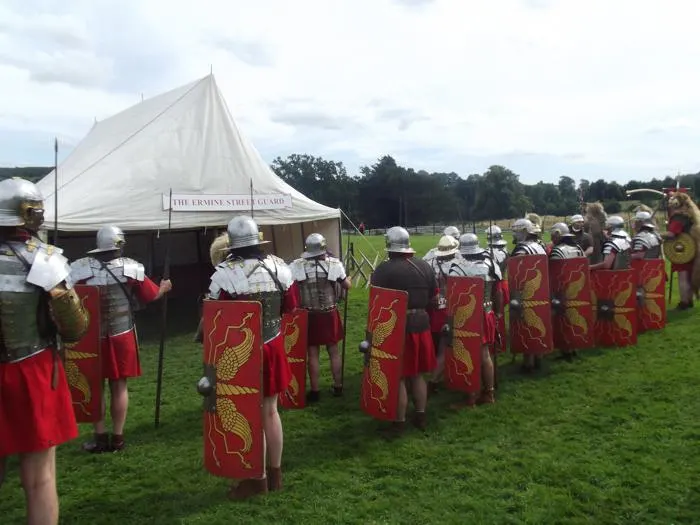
[19,447,58,525]
[263,395,283,491]
[478,345,495,404]
[678,271,693,307]
[0,456,6,489]
[410,375,428,430]
[83,381,110,453]
[326,343,342,393]
[306,345,321,402]
[109,379,128,451]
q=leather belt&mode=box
[304,305,338,313]
[407,308,426,314]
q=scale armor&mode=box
[290,256,346,311]
[550,243,584,259]
[632,230,662,259]
[208,254,293,342]
[512,240,547,256]
[0,238,73,363]
[448,254,501,313]
[70,256,146,337]
[603,237,632,269]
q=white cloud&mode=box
[0,0,699,182]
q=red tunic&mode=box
[307,308,344,346]
[76,276,161,380]
[0,347,78,456]
[216,282,298,396]
[668,218,694,272]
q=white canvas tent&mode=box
[36,74,341,272]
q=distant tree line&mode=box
[271,154,699,228]
[4,155,698,228]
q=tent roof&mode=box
[37,74,339,232]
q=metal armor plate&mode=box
[443,276,484,395]
[604,238,632,270]
[632,231,661,259]
[590,270,637,347]
[549,258,594,351]
[550,244,584,259]
[278,309,309,410]
[293,258,339,311]
[632,259,666,332]
[198,300,264,479]
[0,243,52,363]
[359,286,408,421]
[507,254,553,355]
[64,285,103,423]
[431,257,454,309]
[663,232,696,264]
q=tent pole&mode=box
[53,138,58,245]
[270,226,278,255]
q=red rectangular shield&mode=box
[549,258,594,351]
[200,300,264,479]
[64,284,102,423]
[360,286,408,421]
[631,259,666,332]
[443,276,484,394]
[278,309,309,410]
[590,269,638,347]
[507,254,554,355]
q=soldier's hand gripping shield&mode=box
[631,259,666,332]
[278,309,309,410]
[358,286,408,421]
[63,284,103,423]
[197,300,264,479]
[507,254,554,355]
[442,276,484,395]
[549,258,594,351]
[590,269,638,347]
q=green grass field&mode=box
[2,233,699,524]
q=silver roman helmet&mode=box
[569,214,584,232]
[88,225,126,254]
[443,226,460,240]
[0,177,45,230]
[385,226,415,253]
[550,222,572,243]
[225,215,270,250]
[436,234,459,257]
[511,218,535,244]
[605,215,627,238]
[458,233,483,255]
[634,210,656,229]
[485,225,507,247]
[301,233,327,258]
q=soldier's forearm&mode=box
[49,287,90,343]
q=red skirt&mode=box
[428,308,448,334]
[403,329,437,377]
[0,349,78,456]
[672,262,693,273]
[102,329,141,380]
[307,308,344,346]
[263,333,293,397]
[482,311,497,345]
[497,280,510,307]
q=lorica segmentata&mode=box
[208,254,293,342]
[632,230,662,259]
[290,256,346,312]
[550,243,584,259]
[449,256,500,313]
[603,237,631,269]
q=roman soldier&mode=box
[525,213,547,250]
[425,234,460,393]
[511,218,547,257]
[510,218,547,371]
[289,233,350,402]
[549,223,585,259]
[631,211,662,260]
[486,225,508,351]
[370,226,437,437]
[568,214,594,258]
[70,225,172,454]
[590,216,631,271]
[424,226,460,262]
[448,233,501,405]
[206,215,298,498]
[662,192,700,309]
[0,177,90,524]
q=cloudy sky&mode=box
[1,0,698,185]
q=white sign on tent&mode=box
[162,193,293,212]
